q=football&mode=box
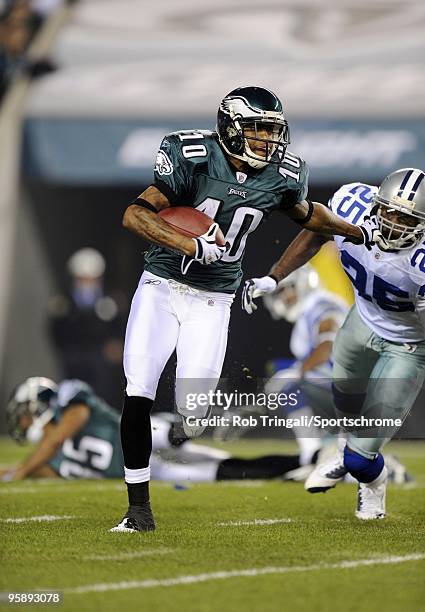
[158,206,226,246]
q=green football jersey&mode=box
[144,130,308,293]
[48,380,123,479]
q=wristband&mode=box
[132,198,158,213]
[294,199,314,225]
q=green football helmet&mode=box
[217,86,290,170]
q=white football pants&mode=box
[150,416,230,482]
[124,271,234,417]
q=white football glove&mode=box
[181,223,227,275]
[345,218,391,251]
[242,275,277,314]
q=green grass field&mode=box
[1,438,424,612]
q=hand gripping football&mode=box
[158,207,225,246]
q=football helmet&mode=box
[217,86,290,169]
[7,377,57,443]
[375,168,425,250]
[263,264,320,322]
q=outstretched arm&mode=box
[269,230,330,282]
[242,230,329,314]
[286,200,363,242]
[6,405,89,480]
[242,196,387,314]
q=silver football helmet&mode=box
[263,264,320,322]
[375,168,425,250]
[7,377,57,443]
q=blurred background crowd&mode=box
[0,0,424,429]
[0,0,71,99]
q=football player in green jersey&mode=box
[116,86,388,532]
[3,377,124,480]
[2,377,308,484]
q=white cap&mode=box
[67,248,105,278]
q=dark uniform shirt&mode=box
[144,130,309,293]
[48,379,123,479]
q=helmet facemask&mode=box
[241,120,289,169]
[375,195,425,251]
[374,168,425,250]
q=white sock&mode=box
[288,406,322,465]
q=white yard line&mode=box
[0,487,40,494]
[0,514,76,523]
[64,553,425,594]
[217,518,292,527]
[0,483,123,495]
[84,549,174,561]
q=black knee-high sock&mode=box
[120,394,153,505]
[216,454,301,480]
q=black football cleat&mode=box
[110,502,156,532]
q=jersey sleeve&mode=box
[52,379,95,421]
[278,155,309,210]
[328,182,378,224]
[305,298,346,346]
[153,134,196,205]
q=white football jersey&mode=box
[290,290,348,364]
[329,182,425,343]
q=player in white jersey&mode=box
[262,265,410,485]
[263,264,348,467]
[243,168,425,519]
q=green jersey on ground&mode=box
[48,380,123,479]
[144,130,308,293]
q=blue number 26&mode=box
[340,251,414,312]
